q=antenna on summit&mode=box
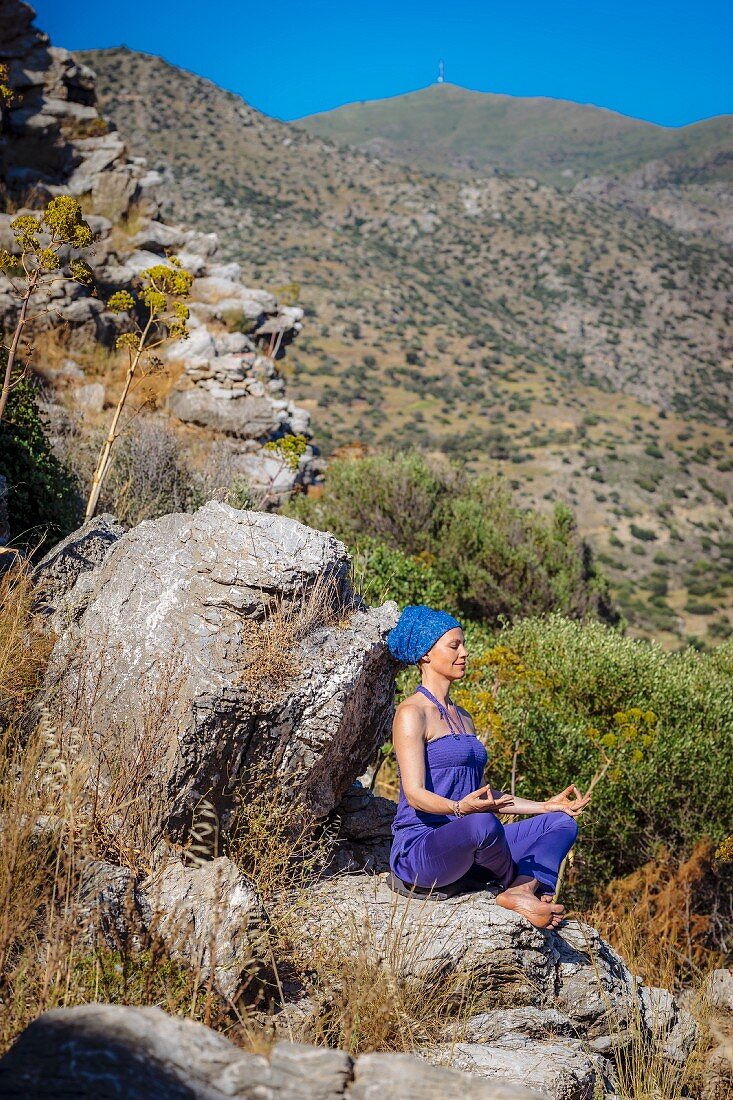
[437,59,445,84]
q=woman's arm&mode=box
[394,704,512,816]
[393,704,460,816]
[491,791,548,815]
[489,785,591,818]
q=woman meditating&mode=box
[386,605,590,930]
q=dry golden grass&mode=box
[296,894,487,1056]
[589,841,726,989]
[238,569,354,701]
[0,559,53,723]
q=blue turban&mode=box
[386,605,462,665]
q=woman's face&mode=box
[423,627,468,680]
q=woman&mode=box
[387,605,590,930]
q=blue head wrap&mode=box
[386,605,462,665]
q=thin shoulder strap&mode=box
[415,685,468,735]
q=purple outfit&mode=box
[389,721,578,893]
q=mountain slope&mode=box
[297,83,733,189]
[80,47,733,648]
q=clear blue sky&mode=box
[35,0,732,127]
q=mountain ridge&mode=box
[296,82,733,191]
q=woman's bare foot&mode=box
[496,879,565,929]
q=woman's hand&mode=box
[459,785,514,815]
[544,784,591,818]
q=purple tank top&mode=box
[389,724,488,875]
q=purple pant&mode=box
[397,811,578,893]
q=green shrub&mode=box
[460,615,733,902]
[630,523,658,542]
[0,367,80,553]
[288,450,620,628]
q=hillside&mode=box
[79,46,733,648]
[299,85,733,246]
[298,83,733,188]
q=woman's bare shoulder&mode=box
[393,694,428,736]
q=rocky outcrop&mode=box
[0,0,319,501]
[0,0,156,215]
[294,872,698,1099]
[46,503,400,839]
[77,856,264,1002]
[329,781,396,873]
[0,1004,541,1099]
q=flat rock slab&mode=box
[421,1039,597,1100]
[0,1004,543,1099]
[294,872,686,1060]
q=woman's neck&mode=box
[420,669,453,706]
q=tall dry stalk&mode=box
[86,259,193,519]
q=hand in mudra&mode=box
[545,784,591,818]
[459,785,514,815]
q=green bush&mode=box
[463,615,733,902]
[630,523,658,542]
[0,367,80,553]
[288,450,621,629]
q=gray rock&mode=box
[295,872,686,1069]
[129,220,187,254]
[350,1051,541,1099]
[168,387,284,438]
[33,513,125,616]
[76,856,263,1001]
[329,782,396,874]
[421,1039,596,1100]
[0,1005,539,1099]
[91,165,138,220]
[142,857,264,1001]
[553,921,645,1050]
[463,1008,579,1044]
[76,859,148,947]
[73,381,105,412]
[296,873,556,1003]
[705,968,733,1013]
[46,503,399,838]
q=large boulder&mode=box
[77,856,264,1002]
[294,871,696,1095]
[0,1004,542,1099]
[142,856,265,1002]
[421,1039,600,1100]
[45,502,399,840]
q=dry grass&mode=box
[589,841,727,989]
[0,559,54,723]
[296,894,486,1056]
[238,569,355,701]
[226,761,334,910]
[577,919,712,1100]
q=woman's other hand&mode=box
[459,785,514,815]
[544,784,591,818]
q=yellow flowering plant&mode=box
[0,196,95,423]
[85,257,193,520]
